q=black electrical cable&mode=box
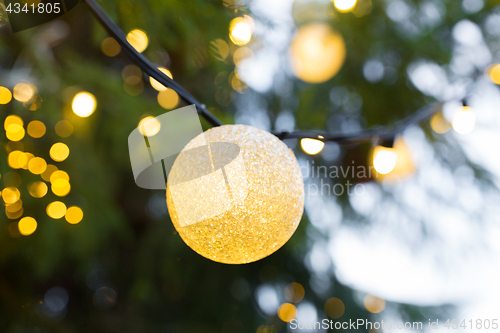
[83,0,443,146]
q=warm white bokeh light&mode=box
[290,23,346,83]
[373,146,398,175]
[126,29,149,53]
[333,0,357,12]
[229,17,253,46]
[452,106,475,134]
[301,139,325,155]
[72,92,97,118]
[138,116,161,137]
[150,68,173,91]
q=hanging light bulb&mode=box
[372,138,415,181]
[166,125,304,264]
[452,106,475,134]
[372,146,398,175]
[290,23,346,83]
[301,138,325,155]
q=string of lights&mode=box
[84,0,442,147]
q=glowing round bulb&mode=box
[126,29,149,53]
[18,217,37,236]
[229,17,252,46]
[487,64,500,85]
[50,142,70,162]
[72,92,97,117]
[101,37,121,57]
[47,201,67,219]
[138,116,161,136]
[28,181,48,198]
[0,86,12,104]
[65,206,83,224]
[150,68,173,91]
[364,294,386,313]
[157,89,180,109]
[6,124,25,141]
[2,187,20,204]
[13,83,35,102]
[278,303,297,322]
[301,138,325,155]
[290,23,346,83]
[333,0,357,12]
[27,120,46,138]
[28,157,47,175]
[166,125,304,264]
[430,112,451,134]
[452,106,475,134]
[373,146,398,175]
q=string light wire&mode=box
[83,0,443,146]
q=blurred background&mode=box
[1,0,500,331]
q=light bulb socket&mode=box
[462,99,468,107]
[374,135,395,148]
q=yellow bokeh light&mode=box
[333,0,357,12]
[430,111,451,134]
[301,138,325,155]
[8,150,24,169]
[373,146,398,175]
[101,37,121,57]
[452,106,475,134]
[0,86,12,104]
[6,207,23,220]
[6,199,23,213]
[72,92,97,118]
[229,71,248,93]
[324,297,345,319]
[47,201,67,219]
[150,67,173,91]
[284,282,305,303]
[364,294,386,313]
[65,206,83,224]
[51,178,71,197]
[50,142,70,162]
[278,303,297,322]
[42,164,58,182]
[24,95,42,111]
[28,181,48,198]
[18,152,33,169]
[55,120,74,138]
[229,17,253,46]
[209,39,230,61]
[486,64,500,85]
[27,120,46,138]
[4,115,23,130]
[50,170,69,183]
[157,89,180,109]
[6,124,25,141]
[233,47,254,68]
[18,217,37,236]
[291,23,346,83]
[138,116,161,137]
[2,187,20,204]
[28,157,47,175]
[13,83,35,102]
[126,29,149,53]
[122,65,142,85]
